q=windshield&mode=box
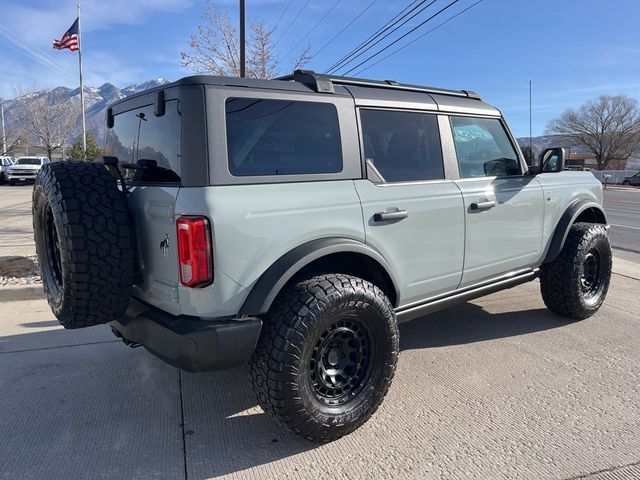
[16,158,42,165]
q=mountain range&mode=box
[1,79,171,145]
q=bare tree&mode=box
[1,120,27,156]
[546,95,640,170]
[18,88,77,160]
[181,1,310,79]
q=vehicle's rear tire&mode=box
[33,161,134,329]
[249,274,399,442]
[540,222,611,319]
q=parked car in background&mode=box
[0,156,16,184]
[7,157,50,185]
[622,172,640,186]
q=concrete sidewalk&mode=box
[1,273,640,480]
[0,185,36,257]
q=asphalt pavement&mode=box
[0,184,36,257]
[603,187,640,253]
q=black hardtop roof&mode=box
[108,70,496,114]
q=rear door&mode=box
[447,116,544,287]
[104,97,183,314]
[355,108,465,307]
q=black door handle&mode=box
[470,200,496,211]
[373,210,408,222]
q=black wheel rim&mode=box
[44,206,63,295]
[581,249,601,298]
[309,319,373,406]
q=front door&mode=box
[355,108,465,308]
[447,115,544,287]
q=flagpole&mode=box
[77,3,87,159]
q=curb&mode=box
[0,284,45,302]
[612,256,640,281]
[0,256,636,305]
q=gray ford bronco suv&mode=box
[33,70,611,442]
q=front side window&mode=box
[225,98,342,176]
[360,109,444,183]
[450,116,521,178]
[105,100,181,184]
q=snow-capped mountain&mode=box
[1,78,171,144]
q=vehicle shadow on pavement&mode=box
[399,302,567,351]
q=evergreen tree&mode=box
[67,131,102,160]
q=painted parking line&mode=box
[604,208,640,214]
[609,223,640,231]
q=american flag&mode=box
[53,18,80,52]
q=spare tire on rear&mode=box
[33,161,134,329]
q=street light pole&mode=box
[239,0,246,78]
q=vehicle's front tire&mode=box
[249,274,399,442]
[8,180,14,186]
[540,222,611,319]
[623,180,630,186]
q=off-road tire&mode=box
[540,222,611,319]
[249,274,399,442]
[33,161,134,329]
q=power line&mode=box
[325,0,432,74]
[333,0,441,75]
[309,0,379,60]
[273,0,295,33]
[341,0,464,76]
[274,0,313,48]
[353,0,484,76]
[281,0,343,61]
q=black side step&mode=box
[395,269,539,323]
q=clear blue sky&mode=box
[1,0,640,137]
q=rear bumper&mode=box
[109,298,262,372]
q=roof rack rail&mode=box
[276,69,482,100]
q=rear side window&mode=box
[449,116,520,178]
[360,109,444,183]
[105,100,181,184]
[225,98,342,176]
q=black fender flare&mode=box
[239,237,401,316]
[543,199,607,264]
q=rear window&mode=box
[105,100,181,184]
[225,98,342,176]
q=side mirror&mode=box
[541,147,567,173]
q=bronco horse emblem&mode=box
[160,234,170,257]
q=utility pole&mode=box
[239,0,246,77]
[1,104,6,155]
[529,80,533,163]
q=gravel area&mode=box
[0,255,42,287]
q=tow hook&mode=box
[110,326,142,348]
